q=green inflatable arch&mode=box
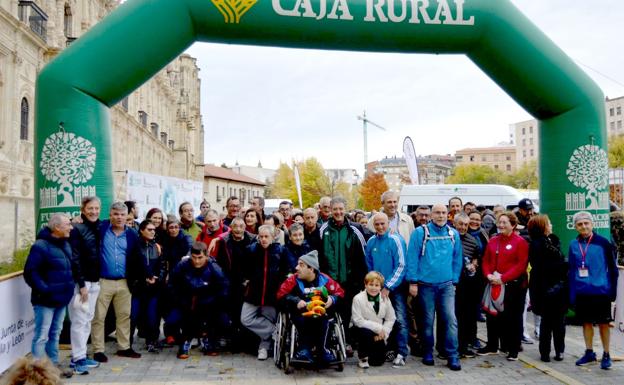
[35,0,609,246]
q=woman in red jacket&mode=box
[477,212,529,361]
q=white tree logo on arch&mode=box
[565,144,609,211]
[39,132,97,208]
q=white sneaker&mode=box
[358,358,369,368]
[392,354,406,368]
[257,348,268,360]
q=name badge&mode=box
[578,267,589,278]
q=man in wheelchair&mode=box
[276,250,345,365]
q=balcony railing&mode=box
[66,37,77,47]
[18,1,48,42]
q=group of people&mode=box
[21,191,619,378]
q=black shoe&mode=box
[385,350,397,363]
[477,346,498,356]
[116,348,141,358]
[460,349,476,358]
[554,353,564,361]
[540,354,550,362]
[93,352,108,363]
[436,352,448,360]
[507,353,518,361]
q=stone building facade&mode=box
[455,146,517,173]
[203,164,265,215]
[0,0,203,262]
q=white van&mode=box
[399,184,529,213]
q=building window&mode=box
[506,164,511,172]
[505,155,511,161]
[138,110,147,127]
[522,139,526,146]
[481,156,487,162]
[168,139,175,149]
[610,108,615,116]
[529,126,533,134]
[150,122,159,137]
[120,96,128,112]
[523,150,526,158]
[18,1,48,41]
[469,155,474,161]
[522,127,525,135]
[611,122,616,130]
[529,138,533,145]
[618,106,622,115]
[63,3,72,38]
[216,186,221,201]
[494,165,499,169]
[160,131,167,144]
[20,98,29,140]
[530,149,534,156]
[618,121,622,130]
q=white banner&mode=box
[0,274,35,373]
[403,136,419,185]
[294,166,303,209]
[614,267,624,351]
[126,170,204,219]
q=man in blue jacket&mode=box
[406,204,463,371]
[569,211,619,370]
[365,212,408,367]
[24,213,75,377]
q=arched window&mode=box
[20,98,29,140]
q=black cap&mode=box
[518,198,534,210]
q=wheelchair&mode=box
[273,311,347,374]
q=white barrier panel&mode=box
[614,267,624,351]
[126,170,203,220]
[0,274,34,373]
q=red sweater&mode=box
[482,232,529,284]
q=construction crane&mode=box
[357,111,387,167]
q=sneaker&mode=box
[601,352,612,370]
[422,352,434,366]
[477,346,498,356]
[392,354,406,368]
[71,361,89,375]
[322,349,337,363]
[521,335,534,344]
[448,357,461,371]
[358,358,370,369]
[116,348,141,358]
[575,349,597,366]
[385,350,397,363]
[146,344,160,353]
[257,348,268,360]
[70,358,100,369]
[200,338,217,356]
[56,365,74,379]
[554,352,564,361]
[294,348,313,362]
[177,341,191,359]
[460,349,476,358]
[93,352,108,363]
[507,353,518,361]
[470,340,483,350]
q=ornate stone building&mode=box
[0,0,203,262]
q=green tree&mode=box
[446,165,506,184]
[298,158,331,207]
[269,162,295,199]
[608,135,624,168]
[507,160,539,189]
[360,173,389,211]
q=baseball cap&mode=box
[518,198,534,210]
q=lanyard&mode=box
[578,233,593,267]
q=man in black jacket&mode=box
[169,242,229,359]
[24,213,75,377]
[68,196,103,373]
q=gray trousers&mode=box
[241,302,276,349]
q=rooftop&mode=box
[204,164,266,186]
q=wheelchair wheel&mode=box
[274,313,287,369]
[334,315,347,362]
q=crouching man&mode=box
[276,250,345,365]
[168,242,229,359]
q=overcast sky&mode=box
[185,0,624,176]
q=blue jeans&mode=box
[32,305,66,364]
[389,289,409,357]
[418,281,459,359]
[131,293,160,344]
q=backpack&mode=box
[420,224,455,257]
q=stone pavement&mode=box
[62,320,623,385]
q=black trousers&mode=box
[354,327,386,366]
[456,276,482,352]
[485,282,526,355]
[291,315,331,353]
[539,307,566,357]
